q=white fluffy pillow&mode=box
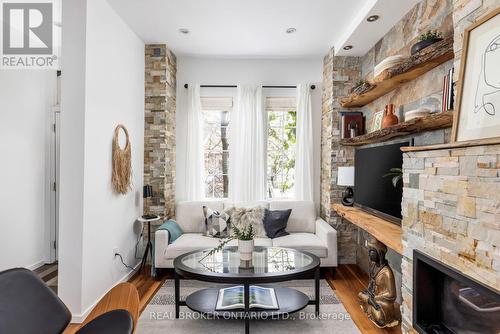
[229,206,266,238]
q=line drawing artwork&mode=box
[474,34,500,116]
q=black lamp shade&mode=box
[143,185,153,199]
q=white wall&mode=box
[176,57,323,209]
[0,71,56,271]
[59,0,144,321]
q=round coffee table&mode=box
[173,246,321,334]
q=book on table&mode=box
[215,286,279,310]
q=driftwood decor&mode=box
[340,112,453,146]
[112,124,132,194]
[341,36,454,108]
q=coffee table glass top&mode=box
[177,246,317,277]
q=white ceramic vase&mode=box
[238,239,254,261]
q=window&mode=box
[266,97,296,199]
[202,97,232,198]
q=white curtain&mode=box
[229,85,266,201]
[185,84,204,200]
[294,83,314,201]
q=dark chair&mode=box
[0,268,136,334]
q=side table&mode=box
[137,215,161,272]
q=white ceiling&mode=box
[108,0,419,58]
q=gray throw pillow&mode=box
[203,206,230,238]
[263,208,292,239]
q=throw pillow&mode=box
[159,219,184,243]
[229,206,266,238]
[203,206,231,238]
[263,208,292,238]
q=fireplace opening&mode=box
[413,250,500,334]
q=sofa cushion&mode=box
[269,201,315,233]
[166,234,221,259]
[176,201,224,233]
[203,206,230,238]
[272,233,328,258]
[263,209,291,238]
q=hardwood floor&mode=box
[65,265,401,334]
[326,264,402,334]
[35,263,58,294]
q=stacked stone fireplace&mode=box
[401,145,500,333]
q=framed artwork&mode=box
[371,110,384,132]
[452,8,500,143]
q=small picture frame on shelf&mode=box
[452,7,500,143]
[371,110,384,132]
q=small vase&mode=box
[410,38,442,55]
[238,239,254,261]
[382,104,398,129]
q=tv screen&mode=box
[354,141,410,224]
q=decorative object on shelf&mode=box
[351,79,371,94]
[374,55,405,79]
[441,67,455,112]
[381,104,398,129]
[338,166,355,207]
[453,7,500,143]
[340,111,364,139]
[404,108,431,122]
[411,30,443,55]
[112,124,132,194]
[371,110,384,132]
[358,237,401,328]
[142,185,156,219]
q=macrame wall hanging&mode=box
[112,124,132,194]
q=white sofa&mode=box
[155,200,338,268]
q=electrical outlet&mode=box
[113,247,119,256]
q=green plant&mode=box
[419,30,442,41]
[199,224,256,261]
[354,79,368,88]
[383,168,403,188]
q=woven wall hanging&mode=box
[112,124,132,194]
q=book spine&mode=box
[442,73,448,113]
[447,68,454,110]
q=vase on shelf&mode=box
[382,104,398,129]
[238,239,254,261]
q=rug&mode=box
[138,280,360,333]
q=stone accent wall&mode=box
[144,45,176,219]
[321,49,361,264]
[400,1,500,332]
[401,145,500,332]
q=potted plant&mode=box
[411,30,443,55]
[200,224,256,262]
[351,79,371,94]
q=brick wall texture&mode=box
[144,45,176,220]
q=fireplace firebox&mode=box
[413,250,500,334]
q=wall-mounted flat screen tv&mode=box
[354,140,412,225]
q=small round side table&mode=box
[137,215,161,272]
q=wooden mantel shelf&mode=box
[340,112,453,146]
[332,204,403,255]
[341,36,454,108]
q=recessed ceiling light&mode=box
[367,15,380,22]
[286,28,297,34]
[343,45,353,50]
[179,28,190,34]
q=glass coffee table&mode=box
[173,246,321,334]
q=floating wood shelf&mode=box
[341,36,454,108]
[340,112,453,146]
[332,204,403,255]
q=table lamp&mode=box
[338,167,355,206]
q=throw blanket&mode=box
[151,220,183,277]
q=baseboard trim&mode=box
[70,261,141,323]
[26,260,46,271]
